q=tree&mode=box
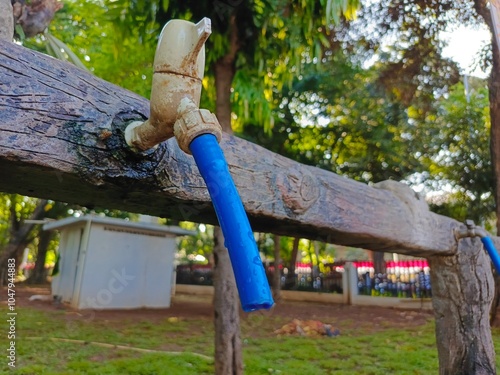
[473,0,500,234]
[285,237,301,289]
[333,0,498,231]
[272,235,282,299]
[270,52,419,183]
[414,81,494,225]
[26,201,73,284]
[28,229,54,284]
[177,223,215,265]
[335,0,466,106]
[0,196,48,283]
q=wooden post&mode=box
[429,237,496,374]
[0,40,499,372]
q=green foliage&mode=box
[333,0,481,112]
[410,81,494,224]
[240,51,419,184]
[0,195,40,249]
[42,0,156,98]
[232,1,334,131]
[45,33,88,70]
[322,0,360,23]
[72,0,362,129]
[0,192,139,269]
[176,222,214,263]
[0,196,14,248]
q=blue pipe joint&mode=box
[189,134,274,312]
[481,236,500,274]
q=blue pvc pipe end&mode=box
[189,134,274,312]
[481,236,500,274]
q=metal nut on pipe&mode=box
[174,98,222,154]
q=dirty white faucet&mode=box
[124,17,221,153]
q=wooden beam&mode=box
[0,40,473,256]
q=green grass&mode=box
[1,307,500,374]
[242,321,439,375]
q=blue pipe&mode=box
[480,236,500,274]
[189,134,274,312]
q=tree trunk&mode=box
[473,0,500,325]
[307,241,316,289]
[313,241,321,289]
[285,237,300,289]
[485,5,500,233]
[213,227,243,375]
[367,250,386,275]
[27,229,53,284]
[272,235,281,300]
[429,237,496,374]
[0,199,47,283]
[212,13,243,375]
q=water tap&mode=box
[455,219,489,239]
[124,17,221,152]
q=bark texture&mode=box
[429,237,496,375]
[368,250,386,275]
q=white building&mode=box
[43,215,193,310]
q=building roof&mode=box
[43,215,194,236]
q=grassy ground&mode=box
[1,305,499,374]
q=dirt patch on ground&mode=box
[8,285,435,332]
